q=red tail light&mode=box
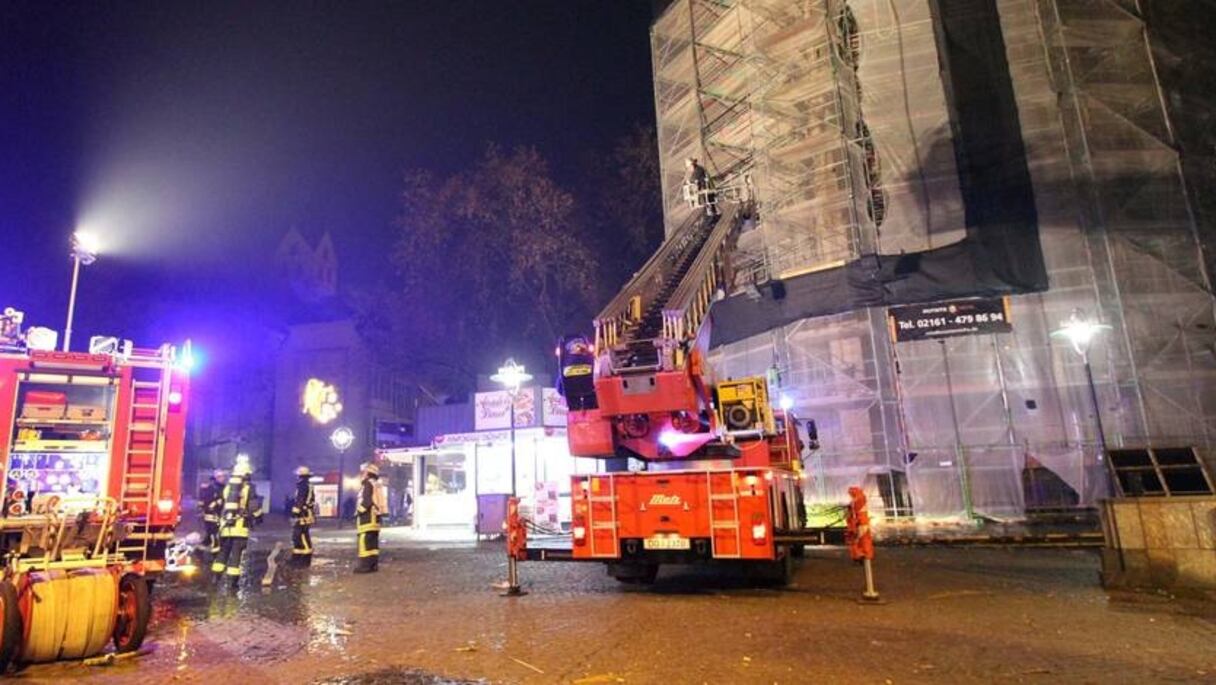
[572,515,587,546]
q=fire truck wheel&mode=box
[113,574,151,653]
[0,581,21,673]
[758,548,795,587]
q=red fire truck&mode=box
[0,309,190,669]
[509,202,873,588]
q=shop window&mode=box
[423,453,467,495]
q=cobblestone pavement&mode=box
[13,522,1216,684]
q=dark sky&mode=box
[0,1,657,347]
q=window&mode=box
[423,453,467,495]
[1108,447,1214,497]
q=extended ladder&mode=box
[707,471,742,558]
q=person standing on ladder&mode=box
[290,466,316,566]
[211,460,258,587]
[354,462,383,574]
[200,469,226,560]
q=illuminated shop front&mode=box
[379,387,603,535]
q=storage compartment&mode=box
[65,405,107,421]
[20,391,69,420]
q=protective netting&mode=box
[653,0,1216,523]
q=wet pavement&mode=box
[11,520,1216,684]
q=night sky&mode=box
[0,1,657,350]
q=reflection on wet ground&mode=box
[12,527,1216,683]
[311,667,486,684]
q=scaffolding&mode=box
[652,0,1216,523]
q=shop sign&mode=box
[474,388,538,430]
[887,297,1012,342]
[541,388,568,427]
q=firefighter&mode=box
[683,157,717,216]
[211,460,258,587]
[199,469,227,558]
[290,466,316,566]
[354,462,383,574]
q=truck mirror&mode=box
[805,420,820,450]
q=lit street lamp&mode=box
[331,426,355,520]
[1052,309,1112,458]
[64,230,100,352]
[491,358,531,597]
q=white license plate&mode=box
[643,535,691,550]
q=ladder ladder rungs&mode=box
[132,381,161,388]
[131,403,159,409]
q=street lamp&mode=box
[1052,309,1112,457]
[64,230,100,352]
[491,358,532,498]
[331,426,355,520]
[491,358,531,597]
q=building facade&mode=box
[652,0,1216,521]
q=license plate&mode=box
[643,535,690,550]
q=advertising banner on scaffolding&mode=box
[887,297,1011,342]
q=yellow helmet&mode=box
[232,461,252,477]
[295,465,311,477]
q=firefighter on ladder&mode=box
[291,466,316,566]
[200,469,226,559]
[211,460,258,587]
[354,462,384,574]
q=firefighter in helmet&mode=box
[200,469,227,558]
[354,462,383,573]
[211,459,258,587]
[290,466,316,566]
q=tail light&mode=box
[156,498,175,515]
[572,515,587,546]
[751,514,767,543]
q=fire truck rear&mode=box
[505,201,875,589]
[0,307,190,669]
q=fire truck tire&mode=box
[758,548,795,587]
[0,581,20,673]
[608,563,659,585]
[113,574,150,654]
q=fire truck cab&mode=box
[0,308,190,669]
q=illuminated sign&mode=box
[302,378,343,424]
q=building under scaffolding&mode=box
[651,0,1216,522]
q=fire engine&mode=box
[509,200,876,590]
[0,308,190,670]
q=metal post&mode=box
[861,558,880,602]
[938,340,974,520]
[1083,354,1112,498]
[63,255,81,351]
[505,396,523,595]
[1082,355,1108,456]
[509,399,517,497]
[337,447,347,527]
